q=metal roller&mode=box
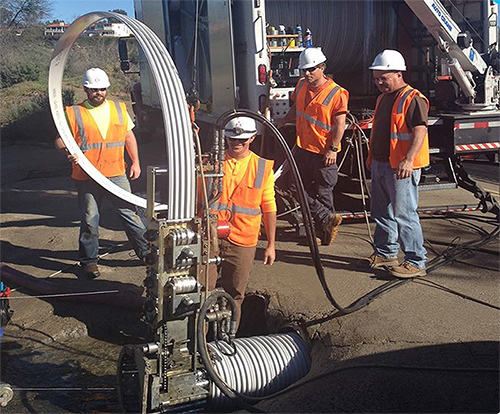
[169,276,198,294]
[48,12,195,219]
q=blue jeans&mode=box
[370,160,427,268]
[292,146,338,225]
[75,175,148,265]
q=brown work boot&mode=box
[82,264,100,279]
[368,254,399,269]
[390,261,426,279]
[321,213,343,246]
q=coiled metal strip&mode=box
[48,12,195,219]
[170,276,197,294]
[207,332,311,411]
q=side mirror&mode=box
[118,38,131,73]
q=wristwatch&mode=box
[329,145,339,152]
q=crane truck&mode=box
[123,0,499,219]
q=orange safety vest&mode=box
[372,85,430,169]
[210,152,274,247]
[295,77,348,154]
[65,100,128,180]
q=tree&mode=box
[0,0,53,27]
[45,18,63,25]
[106,8,127,24]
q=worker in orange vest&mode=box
[278,48,349,245]
[367,50,429,278]
[54,68,148,280]
[209,117,276,328]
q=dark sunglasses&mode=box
[89,88,107,92]
[301,65,321,73]
[227,137,250,143]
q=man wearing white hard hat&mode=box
[367,50,429,279]
[279,47,349,245]
[55,68,148,279]
[209,117,276,329]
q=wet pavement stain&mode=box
[2,333,121,413]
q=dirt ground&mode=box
[1,142,499,413]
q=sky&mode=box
[49,0,136,23]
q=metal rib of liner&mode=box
[48,12,194,219]
[244,339,266,394]
[108,13,194,219]
[207,332,311,411]
[104,13,193,220]
[250,336,282,392]
[118,13,193,219]
[249,338,273,395]
[285,333,312,375]
[254,335,288,390]
[267,333,310,386]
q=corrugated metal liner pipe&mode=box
[207,332,311,411]
[48,12,195,220]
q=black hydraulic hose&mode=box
[215,109,423,317]
[214,109,500,320]
[214,109,435,317]
[426,221,500,273]
[209,110,500,407]
[215,109,347,312]
[197,291,267,412]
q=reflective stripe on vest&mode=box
[390,132,412,141]
[322,85,340,106]
[105,141,125,148]
[297,110,335,132]
[72,105,89,151]
[112,100,124,125]
[397,88,414,114]
[211,201,261,216]
[254,156,266,189]
[295,79,306,96]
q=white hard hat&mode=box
[224,117,257,139]
[369,49,406,71]
[298,48,327,70]
[82,68,110,89]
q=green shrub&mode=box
[0,26,52,88]
[0,26,139,143]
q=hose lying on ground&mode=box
[0,263,145,311]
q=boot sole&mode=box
[391,269,427,278]
[370,261,398,269]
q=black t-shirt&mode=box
[371,86,428,162]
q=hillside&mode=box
[0,26,139,145]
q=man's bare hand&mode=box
[263,246,275,265]
[67,153,78,164]
[396,158,413,179]
[323,149,337,166]
[129,163,141,180]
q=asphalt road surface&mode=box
[1,143,498,413]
